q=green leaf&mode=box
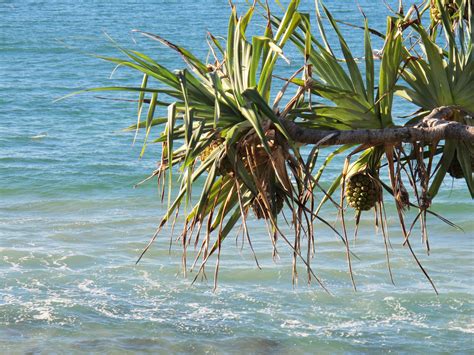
[429,140,456,198]
[134,30,209,76]
[178,70,193,145]
[166,103,177,208]
[249,36,269,87]
[378,17,402,127]
[139,92,158,158]
[134,74,149,144]
[457,142,474,197]
[323,5,366,100]
[364,20,375,106]
[258,1,302,101]
[242,87,290,140]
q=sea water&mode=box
[1,0,473,353]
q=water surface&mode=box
[1,0,473,353]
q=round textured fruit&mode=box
[199,139,221,162]
[345,172,379,211]
[430,0,458,23]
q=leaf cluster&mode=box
[68,0,473,291]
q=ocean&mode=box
[1,0,473,353]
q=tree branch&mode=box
[281,107,474,146]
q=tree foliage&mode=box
[69,0,473,292]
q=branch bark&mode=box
[281,107,474,146]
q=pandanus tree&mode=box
[65,0,473,292]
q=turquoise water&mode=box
[1,0,473,353]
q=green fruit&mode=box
[345,172,379,211]
[199,139,221,162]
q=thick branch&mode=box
[282,107,474,146]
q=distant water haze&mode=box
[0,0,473,353]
